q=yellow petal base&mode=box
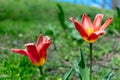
[34,57,45,66]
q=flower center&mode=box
[86,27,94,35]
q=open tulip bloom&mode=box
[11,34,51,67]
[68,14,113,80]
[69,14,112,43]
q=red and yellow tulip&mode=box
[69,14,112,43]
[11,34,51,66]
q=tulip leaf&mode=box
[116,7,120,17]
[78,49,89,80]
[63,49,89,80]
[102,72,113,80]
[63,67,73,80]
[57,3,68,30]
[73,60,82,79]
[72,49,89,80]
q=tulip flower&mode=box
[11,34,51,66]
[69,14,112,43]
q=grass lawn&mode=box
[0,0,120,80]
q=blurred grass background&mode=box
[0,0,120,80]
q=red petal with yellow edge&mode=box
[36,34,43,46]
[94,30,105,35]
[25,43,40,62]
[87,30,104,43]
[38,36,51,57]
[81,14,93,30]
[43,36,50,43]
[100,17,112,30]
[39,43,50,55]
[87,33,98,43]
[11,48,27,56]
[69,17,88,38]
[37,36,51,54]
[93,14,103,31]
[42,36,51,50]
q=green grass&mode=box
[0,0,120,80]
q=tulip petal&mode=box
[11,48,27,56]
[69,17,88,38]
[37,36,51,53]
[87,30,104,43]
[37,36,51,61]
[43,36,51,50]
[25,43,40,62]
[44,36,50,43]
[41,43,51,52]
[100,17,112,30]
[87,33,98,43]
[38,37,51,57]
[93,14,103,31]
[81,14,93,30]
[36,34,43,46]
[94,30,105,35]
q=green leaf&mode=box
[102,72,113,80]
[73,60,82,79]
[78,49,89,80]
[116,7,120,17]
[57,3,68,30]
[63,67,73,80]
[63,49,89,80]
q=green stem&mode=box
[39,66,45,80]
[90,43,92,80]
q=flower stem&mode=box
[39,66,45,80]
[90,43,92,80]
